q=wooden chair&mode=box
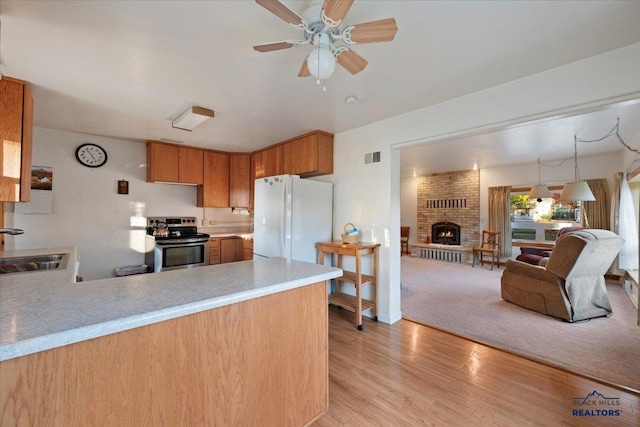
[472,230,501,270]
[400,226,410,255]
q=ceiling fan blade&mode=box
[298,58,310,77]
[322,0,355,27]
[348,18,398,44]
[253,41,295,52]
[336,49,368,75]
[256,0,305,26]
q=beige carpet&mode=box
[401,256,640,393]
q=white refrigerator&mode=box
[253,175,333,263]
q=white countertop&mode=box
[206,232,253,239]
[0,257,341,361]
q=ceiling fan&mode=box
[253,0,398,88]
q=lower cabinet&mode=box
[220,238,239,264]
[211,236,252,264]
[242,238,253,261]
[209,238,221,265]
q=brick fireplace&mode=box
[416,169,480,248]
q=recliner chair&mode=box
[515,226,584,265]
[501,229,623,322]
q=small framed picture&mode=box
[118,180,129,195]
[31,166,53,190]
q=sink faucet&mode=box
[0,228,24,235]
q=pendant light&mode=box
[528,158,551,202]
[560,137,596,201]
[307,33,336,91]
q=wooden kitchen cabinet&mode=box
[252,145,284,179]
[0,77,33,202]
[212,236,250,264]
[197,151,229,207]
[178,147,204,184]
[252,146,284,210]
[209,237,221,265]
[283,131,333,177]
[147,141,203,185]
[220,237,239,264]
[229,153,251,208]
[242,238,253,261]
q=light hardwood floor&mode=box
[314,306,639,427]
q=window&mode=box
[510,189,581,242]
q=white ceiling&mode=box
[2,0,640,176]
[401,99,640,177]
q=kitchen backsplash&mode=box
[201,207,253,234]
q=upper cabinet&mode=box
[253,145,284,179]
[178,147,204,185]
[147,141,203,185]
[229,154,251,208]
[197,151,229,207]
[282,131,333,177]
[0,77,33,202]
[147,130,332,208]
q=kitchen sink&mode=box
[0,253,67,274]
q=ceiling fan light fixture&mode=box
[307,33,336,81]
[307,45,335,80]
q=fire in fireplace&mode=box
[431,222,461,245]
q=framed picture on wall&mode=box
[31,166,53,191]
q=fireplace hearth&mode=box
[431,222,461,245]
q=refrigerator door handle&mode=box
[280,181,286,256]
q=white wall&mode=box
[9,127,202,280]
[328,42,640,325]
[400,176,418,245]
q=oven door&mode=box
[154,238,210,272]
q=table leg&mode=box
[355,250,362,330]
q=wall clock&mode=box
[75,143,108,168]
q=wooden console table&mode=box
[316,241,380,330]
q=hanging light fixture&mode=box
[528,158,551,202]
[307,33,336,91]
[560,136,596,201]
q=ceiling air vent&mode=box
[364,151,381,164]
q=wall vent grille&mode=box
[364,151,381,164]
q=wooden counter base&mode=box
[0,282,328,426]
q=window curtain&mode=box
[488,186,511,258]
[582,178,610,229]
[611,172,639,273]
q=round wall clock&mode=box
[75,143,108,168]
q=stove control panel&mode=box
[147,217,198,228]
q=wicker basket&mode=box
[341,223,359,244]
